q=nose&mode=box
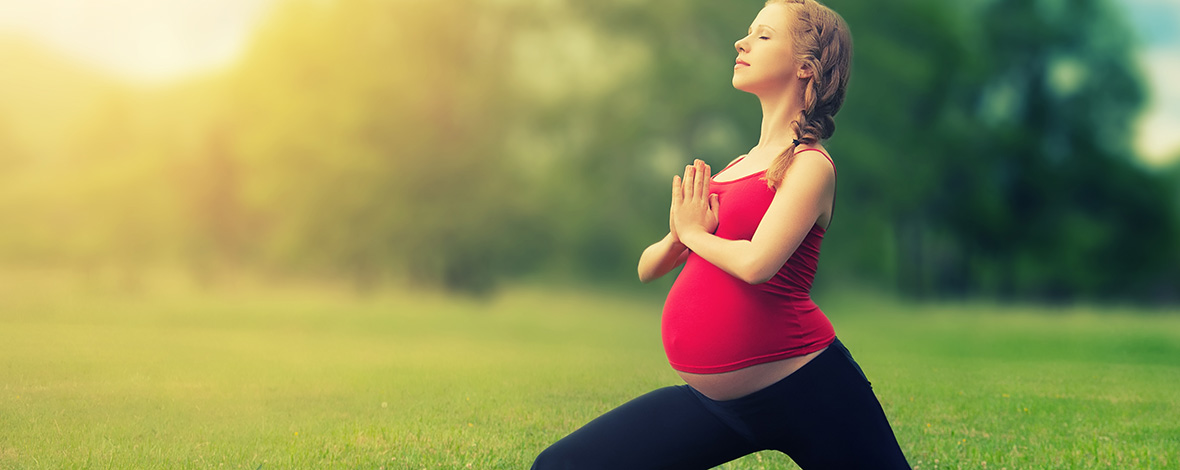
[734,36,747,54]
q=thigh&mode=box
[532,385,759,470]
[758,340,911,470]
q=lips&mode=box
[735,58,750,67]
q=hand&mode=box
[667,180,695,247]
[669,200,681,245]
[672,159,720,240]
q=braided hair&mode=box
[763,0,852,189]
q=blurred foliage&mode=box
[0,0,1176,301]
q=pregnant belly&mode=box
[678,347,826,401]
[662,254,835,378]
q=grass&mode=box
[0,273,1178,469]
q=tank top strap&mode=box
[719,155,746,173]
[794,148,835,177]
[719,149,835,177]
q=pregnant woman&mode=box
[533,1,910,468]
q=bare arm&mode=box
[638,161,722,283]
[637,233,690,283]
[674,154,834,284]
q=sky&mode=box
[0,0,1177,165]
[1123,0,1180,165]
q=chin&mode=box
[732,77,757,94]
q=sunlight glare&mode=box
[0,0,276,83]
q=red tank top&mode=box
[661,149,837,374]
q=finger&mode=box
[698,162,707,197]
[694,160,707,200]
[672,175,682,204]
[683,164,695,199]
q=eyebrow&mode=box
[747,24,777,34]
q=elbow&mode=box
[741,272,774,285]
[738,262,776,285]
[638,265,656,284]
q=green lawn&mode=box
[1,276,1178,469]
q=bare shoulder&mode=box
[775,146,836,186]
[793,145,834,170]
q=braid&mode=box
[762,0,852,189]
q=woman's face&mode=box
[732,3,801,95]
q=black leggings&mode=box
[532,338,910,470]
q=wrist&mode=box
[665,232,687,251]
[678,226,707,249]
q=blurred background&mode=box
[1,0,1178,303]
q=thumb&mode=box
[709,194,719,211]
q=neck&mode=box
[753,86,805,152]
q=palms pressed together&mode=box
[671,159,720,244]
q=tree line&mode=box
[0,0,1175,302]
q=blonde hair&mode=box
[763,0,852,189]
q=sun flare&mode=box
[0,0,275,82]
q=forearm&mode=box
[637,232,689,283]
[678,229,767,284]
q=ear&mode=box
[797,62,814,79]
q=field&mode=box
[1,274,1178,469]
